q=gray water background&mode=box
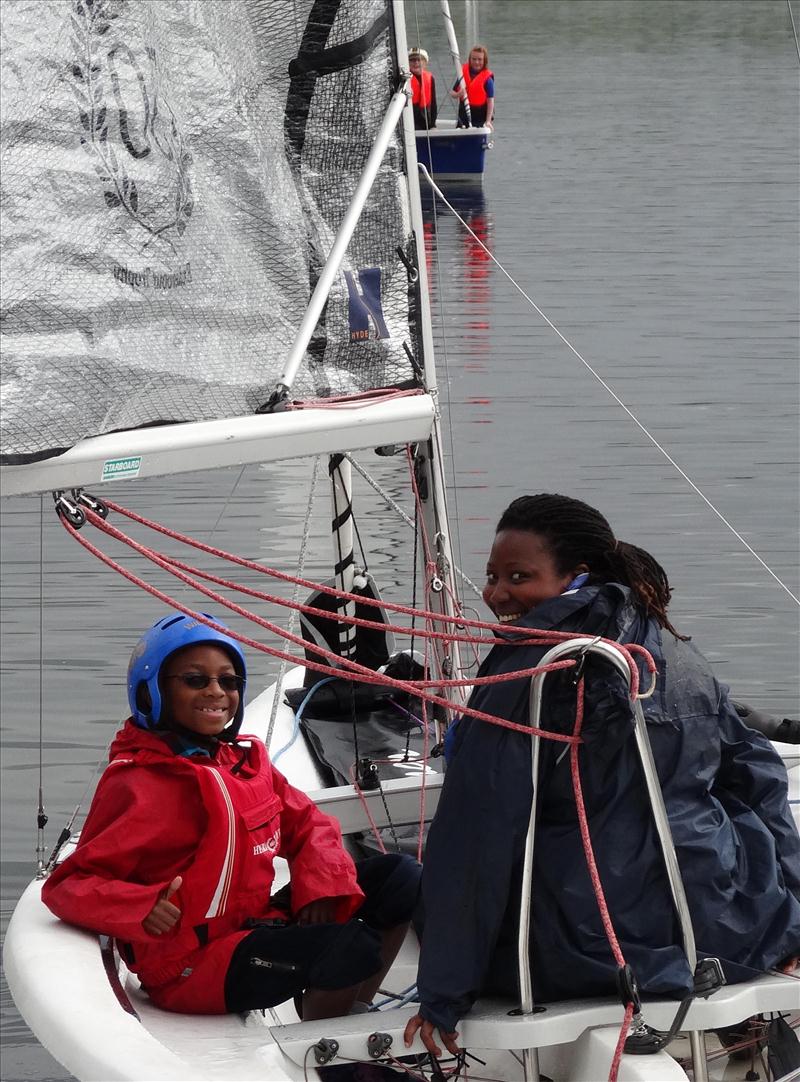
[1,2,798,1078]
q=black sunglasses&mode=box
[166,673,243,691]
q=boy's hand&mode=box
[143,875,183,936]
[296,898,337,925]
[403,1013,460,1057]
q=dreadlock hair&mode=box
[496,494,688,639]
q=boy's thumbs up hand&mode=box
[143,875,183,936]
[165,875,183,899]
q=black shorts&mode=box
[224,852,419,1012]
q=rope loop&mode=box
[54,497,655,750]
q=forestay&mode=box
[1,0,419,465]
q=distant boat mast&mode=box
[440,0,472,127]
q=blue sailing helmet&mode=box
[127,612,247,735]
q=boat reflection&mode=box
[420,185,494,511]
[420,184,492,357]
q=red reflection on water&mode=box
[422,218,435,286]
[462,207,492,315]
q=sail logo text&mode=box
[102,457,142,482]
[345,268,390,341]
[112,262,192,290]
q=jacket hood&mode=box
[109,718,177,762]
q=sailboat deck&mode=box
[269,974,800,1066]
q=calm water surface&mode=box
[1,2,798,1078]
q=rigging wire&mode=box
[420,165,800,609]
[203,464,249,545]
[32,499,106,867]
[265,456,319,748]
[345,453,483,599]
[788,0,800,63]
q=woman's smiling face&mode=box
[483,529,581,624]
[161,644,240,736]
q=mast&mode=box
[465,0,479,54]
[440,0,472,127]
[270,85,411,401]
[393,0,466,710]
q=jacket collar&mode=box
[498,582,642,643]
[109,718,220,762]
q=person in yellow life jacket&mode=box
[451,44,494,129]
[409,48,437,130]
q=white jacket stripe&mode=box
[205,768,236,918]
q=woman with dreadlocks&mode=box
[405,494,800,1057]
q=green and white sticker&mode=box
[101,456,142,482]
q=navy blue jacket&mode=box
[417,584,800,1033]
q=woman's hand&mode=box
[142,875,182,936]
[403,1013,460,1057]
[296,898,338,925]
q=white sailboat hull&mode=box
[7,878,799,1082]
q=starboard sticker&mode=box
[101,456,142,482]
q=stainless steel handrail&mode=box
[516,637,707,1082]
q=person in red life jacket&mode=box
[42,612,420,1019]
[451,44,494,129]
[409,48,437,130]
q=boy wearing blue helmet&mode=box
[43,613,420,1020]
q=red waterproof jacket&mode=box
[42,721,363,1013]
[461,64,493,106]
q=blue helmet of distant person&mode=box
[127,612,247,735]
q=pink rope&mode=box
[347,764,387,854]
[96,500,654,696]
[60,504,654,743]
[127,549,539,653]
[102,499,595,644]
[569,679,635,1081]
[287,387,423,410]
[63,512,582,743]
[570,680,626,968]
[609,1003,634,1082]
[83,504,584,694]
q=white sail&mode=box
[0,0,419,470]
